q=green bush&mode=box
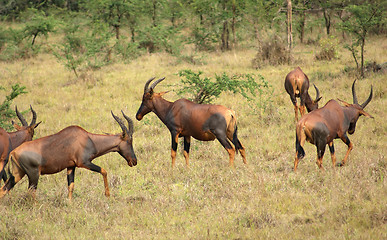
[0,84,27,131]
[174,69,272,113]
[53,21,114,78]
[315,36,339,61]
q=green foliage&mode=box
[137,25,183,55]
[189,26,218,51]
[52,21,114,77]
[0,84,27,131]
[315,36,339,61]
[21,8,56,46]
[113,38,143,63]
[339,3,385,77]
[175,69,272,112]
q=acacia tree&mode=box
[340,3,384,77]
[244,0,281,48]
[83,0,133,40]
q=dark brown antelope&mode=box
[294,80,373,171]
[0,128,11,183]
[284,67,322,122]
[0,111,137,200]
[0,106,40,183]
[136,77,246,167]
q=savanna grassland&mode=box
[0,35,386,239]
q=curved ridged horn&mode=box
[15,106,28,126]
[361,85,373,109]
[121,110,134,136]
[352,80,358,105]
[144,77,156,92]
[150,77,165,91]
[313,83,320,102]
[29,105,37,126]
[111,111,129,135]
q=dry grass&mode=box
[0,35,386,239]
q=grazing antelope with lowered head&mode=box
[294,80,373,171]
[0,111,137,200]
[136,77,246,168]
[285,67,322,122]
[0,106,40,183]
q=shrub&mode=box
[315,36,339,61]
[251,35,291,69]
[0,84,27,131]
[113,38,143,63]
[53,21,114,78]
[174,69,272,113]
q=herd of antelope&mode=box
[0,67,373,200]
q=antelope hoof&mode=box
[336,162,345,167]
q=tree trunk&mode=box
[152,0,157,27]
[114,25,120,39]
[232,2,236,48]
[299,9,305,43]
[287,0,293,51]
[323,9,331,35]
[221,20,229,51]
[360,36,365,78]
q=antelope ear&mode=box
[314,96,322,103]
[337,98,351,107]
[360,109,374,118]
[33,121,42,129]
[159,91,170,96]
[12,121,22,130]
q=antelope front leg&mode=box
[338,135,353,166]
[183,136,191,167]
[170,132,179,168]
[84,162,110,197]
[67,167,76,200]
[328,142,337,168]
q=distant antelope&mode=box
[0,106,40,183]
[0,111,137,200]
[294,80,373,171]
[136,77,246,167]
[285,67,322,122]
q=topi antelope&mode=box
[285,67,322,122]
[0,111,137,200]
[0,106,40,183]
[294,80,373,171]
[136,77,247,168]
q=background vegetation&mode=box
[0,0,386,239]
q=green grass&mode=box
[0,36,386,239]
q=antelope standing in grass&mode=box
[0,106,40,183]
[285,67,322,122]
[136,77,246,168]
[0,111,137,200]
[294,80,373,171]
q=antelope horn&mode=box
[361,85,373,109]
[121,110,134,136]
[144,77,155,92]
[150,77,166,91]
[313,83,320,101]
[111,111,129,135]
[29,105,37,126]
[15,106,28,126]
[352,80,358,105]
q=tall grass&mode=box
[0,36,386,239]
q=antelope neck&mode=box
[88,133,122,158]
[152,96,173,124]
